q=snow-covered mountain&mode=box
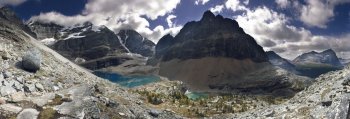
[27,21,156,70]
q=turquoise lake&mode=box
[93,71,161,88]
[185,92,209,100]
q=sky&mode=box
[1,0,350,59]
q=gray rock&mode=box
[17,108,39,119]
[149,109,160,117]
[0,85,17,96]
[3,71,12,78]
[0,73,4,81]
[21,48,41,72]
[13,81,23,91]
[35,83,44,91]
[15,76,24,83]
[23,84,36,93]
[0,104,22,113]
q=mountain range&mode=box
[27,20,155,70]
[1,6,350,118]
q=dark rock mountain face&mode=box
[117,30,155,57]
[153,11,310,93]
[155,11,268,62]
[293,49,343,67]
[266,51,297,72]
[52,22,128,61]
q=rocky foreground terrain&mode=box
[0,7,180,119]
[214,65,350,119]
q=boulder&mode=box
[0,85,17,96]
[3,71,12,78]
[17,108,39,119]
[0,104,22,114]
[21,48,41,72]
[149,109,160,117]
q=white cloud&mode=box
[275,0,290,8]
[166,14,176,27]
[233,5,350,59]
[0,0,26,7]
[210,5,224,14]
[29,0,182,43]
[195,0,210,5]
[225,0,247,12]
[299,0,350,28]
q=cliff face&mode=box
[52,23,128,61]
[117,29,155,57]
[27,21,63,40]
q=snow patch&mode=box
[40,38,56,46]
[117,35,131,53]
[63,32,85,40]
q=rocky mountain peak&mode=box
[155,34,174,58]
[155,11,267,62]
[294,49,343,67]
[201,10,216,21]
[322,49,336,54]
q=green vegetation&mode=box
[38,108,58,119]
[134,88,287,117]
[47,94,64,106]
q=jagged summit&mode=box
[156,10,266,62]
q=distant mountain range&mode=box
[27,20,155,70]
[266,49,343,78]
